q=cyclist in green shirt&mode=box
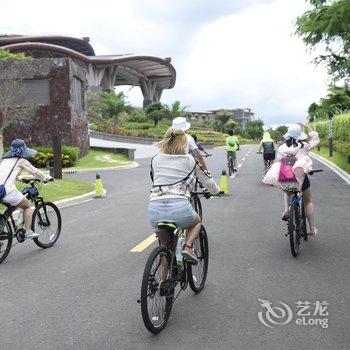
[226,130,239,177]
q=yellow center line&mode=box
[130,233,158,253]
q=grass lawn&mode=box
[0,179,95,212]
[75,149,132,169]
[312,147,350,174]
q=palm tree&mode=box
[167,101,189,119]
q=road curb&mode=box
[61,161,139,175]
[311,152,350,186]
[49,162,139,209]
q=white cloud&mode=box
[0,0,331,124]
[164,0,330,124]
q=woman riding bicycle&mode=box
[263,123,320,236]
[149,128,220,263]
[0,139,52,239]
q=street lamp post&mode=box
[328,114,333,157]
[314,115,321,151]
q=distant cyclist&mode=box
[191,134,212,157]
[258,132,276,172]
[225,130,239,177]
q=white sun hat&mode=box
[171,117,191,131]
[283,125,307,141]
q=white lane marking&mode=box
[242,157,246,161]
[237,164,242,168]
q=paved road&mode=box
[1,146,349,350]
[90,137,158,159]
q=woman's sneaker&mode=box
[25,231,39,239]
[181,248,198,264]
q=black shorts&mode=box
[301,174,310,192]
[263,152,275,161]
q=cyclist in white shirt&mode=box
[0,139,52,239]
[149,128,220,263]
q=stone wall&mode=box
[1,58,89,155]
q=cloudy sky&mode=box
[0,0,331,125]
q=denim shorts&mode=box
[148,199,197,232]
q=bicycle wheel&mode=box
[227,156,234,176]
[288,204,301,257]
[190,194,202,220]
[188,226,209,293]
[301,201,308,241]
[0,218,12,264]
[140,246,173,334]
[32,202,61,248]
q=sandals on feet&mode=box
[308,227,318,236]
[282,212,289,221]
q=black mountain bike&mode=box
[139,190,221,334]
[190,178,204,219]
[227,149,240,177]
[257,152,274,179]
[0,178,61,264]
[286,170,322,257]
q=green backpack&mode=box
[228,138,236,147]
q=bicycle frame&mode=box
[158,227,189,302]
[2,182,47,240]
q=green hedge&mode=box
[31,146,79,168]
[313,113,350,155]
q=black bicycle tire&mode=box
[289,204,300,257]
[32,202,62,248]
[0,219,13,264]
[228,156,234,176]
[140,246,173,334]
[191,194,203,220]
[301,201,308,241]
[188,226,209,293]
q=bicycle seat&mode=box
[156,222,178,231]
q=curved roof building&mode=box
[0,35,176,106]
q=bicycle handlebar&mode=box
[308,169,323,175]
[22,178,54,184]
[191,190,224,198]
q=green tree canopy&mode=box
[145,102,169,126]
[244,119,264,141]
[295,0,350,79]
[167,100,188,119]
[87,91,131,122]
[307,85,350,121]
[211,110,232,133]
[267,125,288,142]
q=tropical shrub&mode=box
[31,146,79,168]
[313,113,350,155]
